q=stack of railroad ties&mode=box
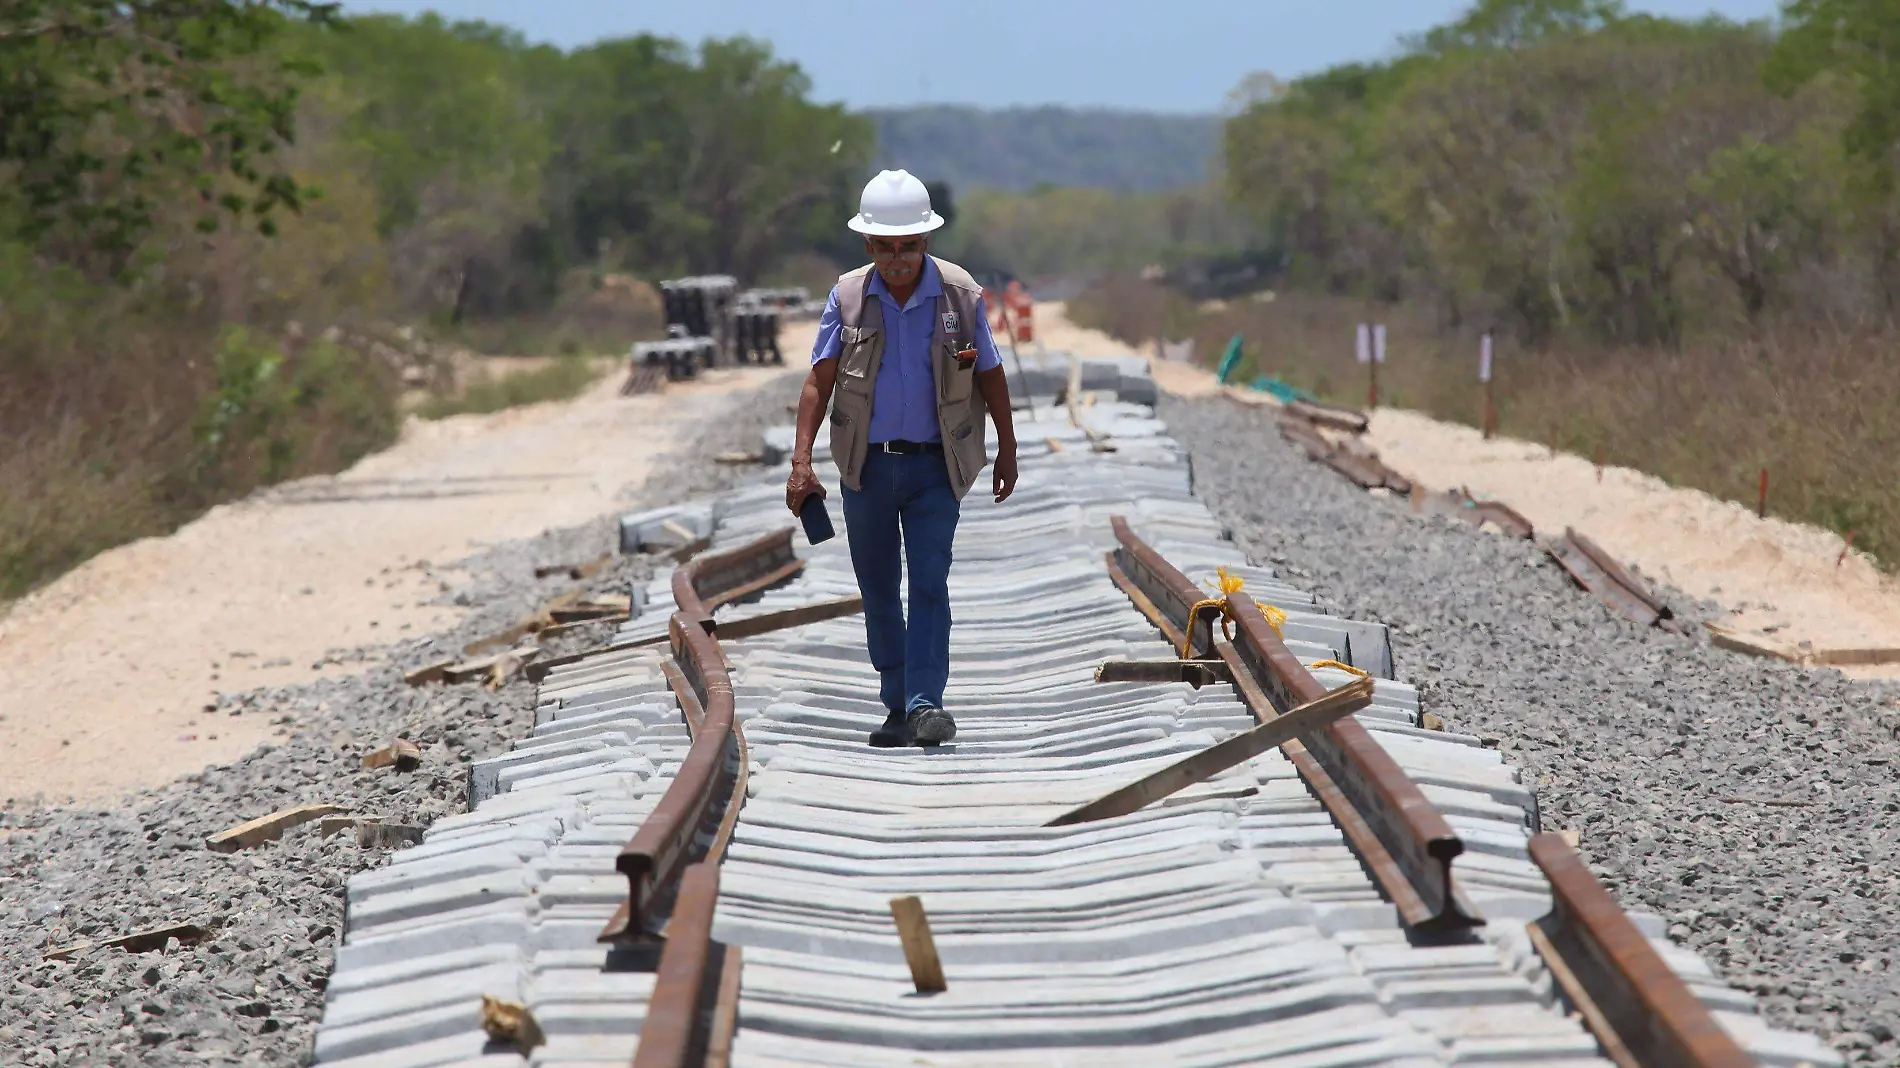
[307,356,1836,1068]
[1274,399,1681,633]
[623,280,808,396]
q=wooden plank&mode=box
[1093,660,1232,687]
[402,659,454,686]
[205,803,345,853]
[524,635,669,683]
[441,645,541,684]
[888,896,947,993]
[1813,646,1900,667]
[534,614,629,639]
[1703,621,1805,664]
[548,600,629,624]
[703,558,805,613]
[44,922,213,962]
[711,596,865,640]
[1046,676,1374,827]
[362,738,421,771]
[1287,399,1369,433]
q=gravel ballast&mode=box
[1164,393,1900,1067]
[0,370,803,1068]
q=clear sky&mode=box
[336,0,1787,113]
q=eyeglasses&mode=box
[868,239,925,259]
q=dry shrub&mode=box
[1072,280,1900,569]
[0,248,400,600]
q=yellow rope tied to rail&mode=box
[1309,659,1370,678]
[1179,568,1287,659]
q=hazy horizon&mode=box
[338,0,1786,113]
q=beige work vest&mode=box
[827,256,988,500]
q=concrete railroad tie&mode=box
[308,391,1841,1068]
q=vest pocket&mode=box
[840,328,878,379]
[938,342,974,403]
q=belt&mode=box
[872,439,942,455]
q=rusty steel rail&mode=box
[1276,412,1412,495]
[608,527,814,1067]
[672,527,804,627]
[1107,516,1480,932]
[1285,397,1369,434]
[630,861,730,1068]
[1526,834,1755,1068]
[597,613,738,944]
[1549,528,1676,630]
[599,528,801,945]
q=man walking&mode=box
[784,169,1019,748]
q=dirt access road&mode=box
[0,340,809,808]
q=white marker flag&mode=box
[1373,324,1387,365]
[1355,323,1371,364]
[1479,334,1494,383]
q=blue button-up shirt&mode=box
[811,259,1002,443]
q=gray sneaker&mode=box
[908,705,957,746]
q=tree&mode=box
[544,35,872,282]
[1411,0,1625,54]
[1770,0,1900,303]
[0,0,337,270]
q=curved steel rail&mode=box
[1109,514,1752,1067]
[607,527,804,1067]
[617,514,1748,1068]
[598,528,796,944]
[1108,515,1480,932]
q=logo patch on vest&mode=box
[941,310,960,334]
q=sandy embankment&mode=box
[1038,302,1900,676]
[0,328,812,807]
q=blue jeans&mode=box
[841,450,960,715]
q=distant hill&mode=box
[866,105,1221,193]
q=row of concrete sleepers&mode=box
[307,391,1838,1067]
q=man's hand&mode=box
[973,364,1018,504]
[786,460,825,515]
[991,443,1018,503]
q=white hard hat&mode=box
[847,169,944,236]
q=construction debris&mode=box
[484,651,529,691]
[480,996,547,1054]
[402,659,455,686]
[44,922,213,962]
[1412,487,1534,539]
[441,645,542,684]
[533,552,614,580]
[205,803,345,853]
[888,897,947,994]
[1703,622,1900,668]
[358,822,426,850]
[548,599,629,625]
[1285,398,1369,434]
[1049,677,1375,826]
[1548,529,1675,630]
[362,738,422,771]
[1277,410,1411,494]
[1094,660,1233,688]
[319,815,375,837]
